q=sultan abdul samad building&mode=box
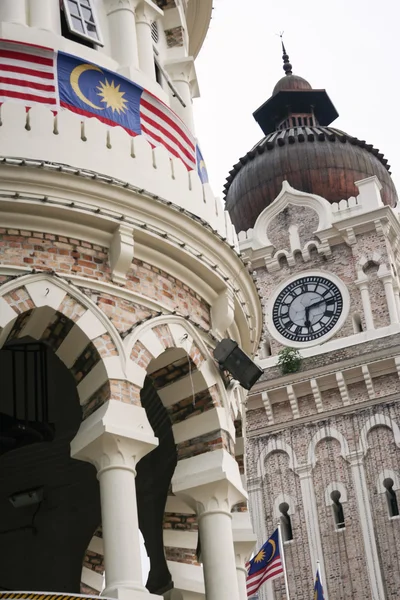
[0,2,261,600]
[227,45,400,599]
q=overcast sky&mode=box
[193,0,400,201]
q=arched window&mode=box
[384,478,400,517]
[331,491,345,529]
[352,312,363,333]
[279,502,293,542]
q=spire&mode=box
[280,34,292,76]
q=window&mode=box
[61,0,103,46]
[331,491,345,529]
[384,478,399,517]
[279,502,293,542]
[151,21,159,44]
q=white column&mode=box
[105,0,139,73]
[173,451,246,600]
[135,0,163,79]
[247,480,271,600]
[394,282,400,322]
[296,464,329,600]
[347,451,385,600]
[164,58,197,134]
[379,269,399,324]
[356,275,374,330]
[232,512,257,600]
[28,0,61,33]
[0,0,27,25]
[71,400,160,600]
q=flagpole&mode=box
[277,521,291,600]
[316,559,324,591]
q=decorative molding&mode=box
[286,385,300,419]
[211,287,235,336]
[361,364,375,400]
[324,482,348,506]
[310,378,323,413]
[110,224,135,284]
[307,426,350,469]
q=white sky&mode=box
[193,0,400,200]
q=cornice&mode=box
[0,162,262,354]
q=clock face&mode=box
[272,275,343,343]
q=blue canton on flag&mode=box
[57,51,143,135]
[313,569,325,599]
[246,529,284,597]
[196,144,209,184]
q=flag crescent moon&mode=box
[70,64,105,110]
[267,539,276,562]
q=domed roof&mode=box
[224,42,398,232]
[224,126,397,232]
[273,73,312,94]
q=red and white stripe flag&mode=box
[140,89,196,171]
[0,39,57,109]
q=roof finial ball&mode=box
[280,33,293,76]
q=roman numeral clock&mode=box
[268,272,350,347]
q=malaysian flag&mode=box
[246,529,284,597]
[0,39,57,109]
[0,39,199,173]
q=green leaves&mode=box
[277,347,302,375]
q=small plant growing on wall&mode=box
[277,347,302,375]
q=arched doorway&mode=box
[0,337,101,592]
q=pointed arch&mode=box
[307,426,350,468]
[0,273,133,419]
[358,413,400,456]
[256,438,299,477]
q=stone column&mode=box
[232,512,257,600]
[105,0,139,73]
[247,479,270,600]
[173,450,246,600]
[378,267,399,324]
[394,282,400,322]
[28,0,61,33]
[355,274,374,330]
[71,400,160,600]
[347,451,385,600]
[296,464,329,600]
[164,58,197,134]
[0,0,27,25]
[135,0,163,79]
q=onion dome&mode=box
[224,43,398,232]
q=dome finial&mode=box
[279,32,292,76]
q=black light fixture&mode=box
[0,342,54,455]
[213,339,263,391]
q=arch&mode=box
[324,482,348,506]
[273,492,297,521]
[307,426,350,468]
[358,413,400,456]
[125,315,241,596]
[376,469,400,494]
[252,180,332,248]
[0,273,132,419]
[256,438,299,478]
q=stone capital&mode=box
[105,0,135,16]
[172,449,247,514]
[346,449,365,467]
[71,399,158,472]
[164,57,196,84]
[134,0,163,23]
[295,462,313,479]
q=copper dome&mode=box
[224,44,398,232]
[273,73,312,94]
[224,126,398,232]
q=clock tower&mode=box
[225,45,400,600]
